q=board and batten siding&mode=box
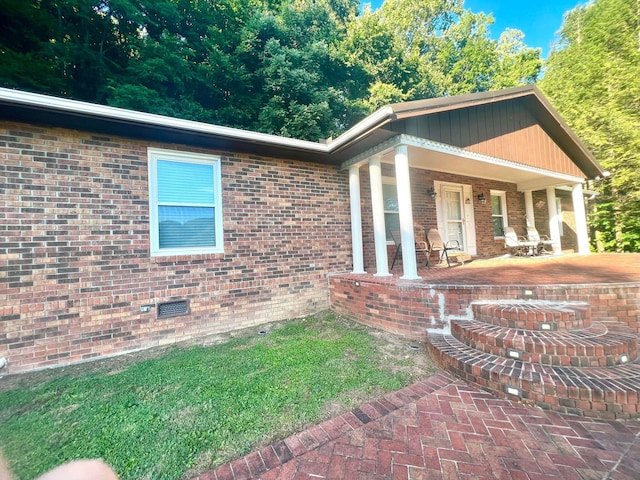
[395,99,585,179]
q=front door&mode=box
[442,186,466,251]
[434,181,477,255]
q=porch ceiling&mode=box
[348,134,585,191]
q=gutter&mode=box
[326,106,395,151]
[0,87,394,155]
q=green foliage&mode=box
[0,314,429,480]
[238,1,360,139]
[339,0,541,108]
[0,0,541,138]
[540,0,640,252]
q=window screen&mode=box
[148,148,223,256]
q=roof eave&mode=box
[0,87,339,162]
[386,85,604,179]
[0,86,605,179]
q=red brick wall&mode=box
[0,122,352,373]
[330,275,640,338]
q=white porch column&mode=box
[349,165,366,273]
[572,183,591,254]
[369,157,391,276]
[546,187,562,254]
[394,145,420,280]
[524,190,535,227]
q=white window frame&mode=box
[148,147,224,257]
[556,197,564,236]
[490,190,508,239]
[382,176,398,244]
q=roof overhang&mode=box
[0,85,603,180]
[383,85,604,179]
[0,87,403,166]
[0,87,337,163]
[342,134,585,191]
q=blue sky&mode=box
[362,0,584,57]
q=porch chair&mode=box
[503,227,538,256]
[426,228,464,267]
[526,226,554,255]
[390,228,430,270]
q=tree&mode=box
[234,0,362,139]
[107,0,253,125]
[0,0,135,100]
[339,0,541,110]
[492,29,542,89]
[0,0,63,93]
[0,0,542,140]
[540,0,640,252]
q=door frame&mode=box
[434,180,477,255]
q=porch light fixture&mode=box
[477,193,487,205]
[427,187,437,198]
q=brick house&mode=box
[0,85,604,373]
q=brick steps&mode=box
[428,332,640,418]
[451,319,638,366]
[471,300,591,330]
[428,300,640,419]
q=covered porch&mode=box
[334,87,604,281]
[329,87,640,419]
[345,134,592,280]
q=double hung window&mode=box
[148,148,223,256]
[491,190,508,238]
[382,179,399,243]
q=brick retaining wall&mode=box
[329,274,640,338]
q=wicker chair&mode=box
[390,228,430,269]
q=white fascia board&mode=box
[0,87,396,155]
[341,133,586,187]
[0,87,330,152]
[340,135,406,169]
[327,106,394,150]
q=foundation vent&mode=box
[157,300,189,318]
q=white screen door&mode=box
[442,186,466,250]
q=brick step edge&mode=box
[427,332,640,419]
[451,319,638,366]
[471,300,591,331]
[196,372,457,480]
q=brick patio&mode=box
[196,255,640,479]
[196,372,640,480]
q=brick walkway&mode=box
[195,373,640,480]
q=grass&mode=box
[0,313,436,480]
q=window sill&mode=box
[151,246,224,258]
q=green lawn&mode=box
[0,313,435,480]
